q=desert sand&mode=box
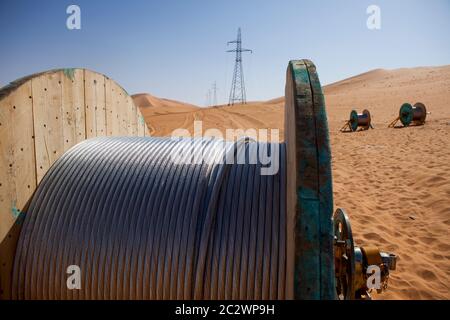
[134,65,450,299]
[133,93,199,135]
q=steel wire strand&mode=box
[12,137,287,300]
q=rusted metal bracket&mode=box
[333,208,397,300]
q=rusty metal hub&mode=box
[333,208,397,300]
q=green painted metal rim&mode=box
[287,59,335,300]
[350,110,359,131]
[399,103,413,126]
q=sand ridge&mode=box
[133,65,450,300]
[132,93,199,135]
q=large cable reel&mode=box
[0,60,398,300]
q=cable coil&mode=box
[12,137,287,300]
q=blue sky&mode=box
[0,0,449,106]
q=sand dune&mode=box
[133,65,450,300]
[132,93,199,135]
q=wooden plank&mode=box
[62,69,86,150]
[125,94,132,135]
[85,71,106,137]
[128,97,138,136]
[108,81,122,136]
[104,77,114,136]
[118,87,129,135]
[0,93,15,243]
[32,72,64,183]
[10,81,36,215]
[84,71,97,138]
[95,74,106,136]
[0,81,36,297]
[74,70,86,143]
[0,92,15,299]
[0,80,36,238]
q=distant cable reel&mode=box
[340,109,373,132]
[333,208,397,300]
[388,102,428,128]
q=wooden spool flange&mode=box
[285,60,335,299]
[0,68,149,300]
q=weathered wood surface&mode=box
[0,81,36,246]
[0,68,147,243]
[285,60,335,300]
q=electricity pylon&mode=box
[212,81,218,107]
[227,28,252,105]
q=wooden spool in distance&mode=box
[285,59,335,299]
[351,109,372,131]
[340,109,372,132]
[390,102,428,128]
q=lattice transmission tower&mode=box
[212,81,218,107]
[227,28,252,105]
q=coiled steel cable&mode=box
[12,136,287,300]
